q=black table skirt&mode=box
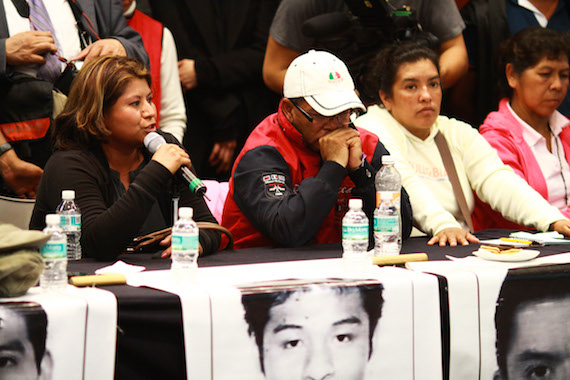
[67,229,570,379]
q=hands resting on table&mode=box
[428,228,479,247]
[427,219,570,247]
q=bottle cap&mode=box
[62,190,75,200]
[381,155,394,165]
[348,198,363,210]
[178,207,193,219]
[46,214,60,225]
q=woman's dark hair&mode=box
[498,27,570,99]
[53,55,151,150]
[363,42,439,104]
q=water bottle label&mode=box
[342,225,368,241]
[41,242,67,259]
[374,216,398,233]
[172,234,199,252]
[60,215,81,231]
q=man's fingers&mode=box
[71,47,89,62]
[209,144,220,161]
[26,54,47,65]
[209,153,221,167]
[83,44,103,63]
[31,40,57,53]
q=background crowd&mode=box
[2,0,570,255]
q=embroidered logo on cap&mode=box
[329,72,341,80]
[328,71,343,88]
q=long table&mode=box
[68,230,570,379]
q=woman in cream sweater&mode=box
[356,42,570,246]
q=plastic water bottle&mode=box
[40,214,68,290]
[374,192,401,256]
[57,190,81,260]
[342,198,370,271]
[171,207,199,284]
[375,155,401,211]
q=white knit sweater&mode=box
[356,105,566,235]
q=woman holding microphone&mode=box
[30,56,220,260]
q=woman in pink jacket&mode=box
[475,27,570,230]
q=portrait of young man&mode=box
[241,280,384,380]
[494,265,570,380]
[0,301,52,380]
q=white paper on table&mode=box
[95,260,146,275]
[436,251,570,270]
[510,231,570,244]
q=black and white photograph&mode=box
[491,264,570,380]
[0,301,52,380]
[0,287,117,380]
[409,259,570,380]
[183,269,443,380]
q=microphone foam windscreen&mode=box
[144,132,166,154]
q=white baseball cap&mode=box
[283,50,365,117]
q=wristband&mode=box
[0,143,13,158]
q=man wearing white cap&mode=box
[222,50,412,249]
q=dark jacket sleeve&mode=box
[93,0,149,67]
[233,146,347,247]
[0,39,8,77]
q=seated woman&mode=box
[29,56,221,260]
[355,42,570,246]
[475,27,570,229]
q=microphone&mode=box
[301,12,351,38]
[144,132,209,199]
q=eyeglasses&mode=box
[291,101,360,127]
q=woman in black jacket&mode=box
[30,56,221,260]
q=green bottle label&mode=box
[172,234,199,252]
[342,225,368,241]
[374,216,398,233]
[41,242,67,259]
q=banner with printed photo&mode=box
[0,286,117,380]
[128,259,443,380]
[408,256,570,380]
[479,263,570,380]
[209,278,391,380]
